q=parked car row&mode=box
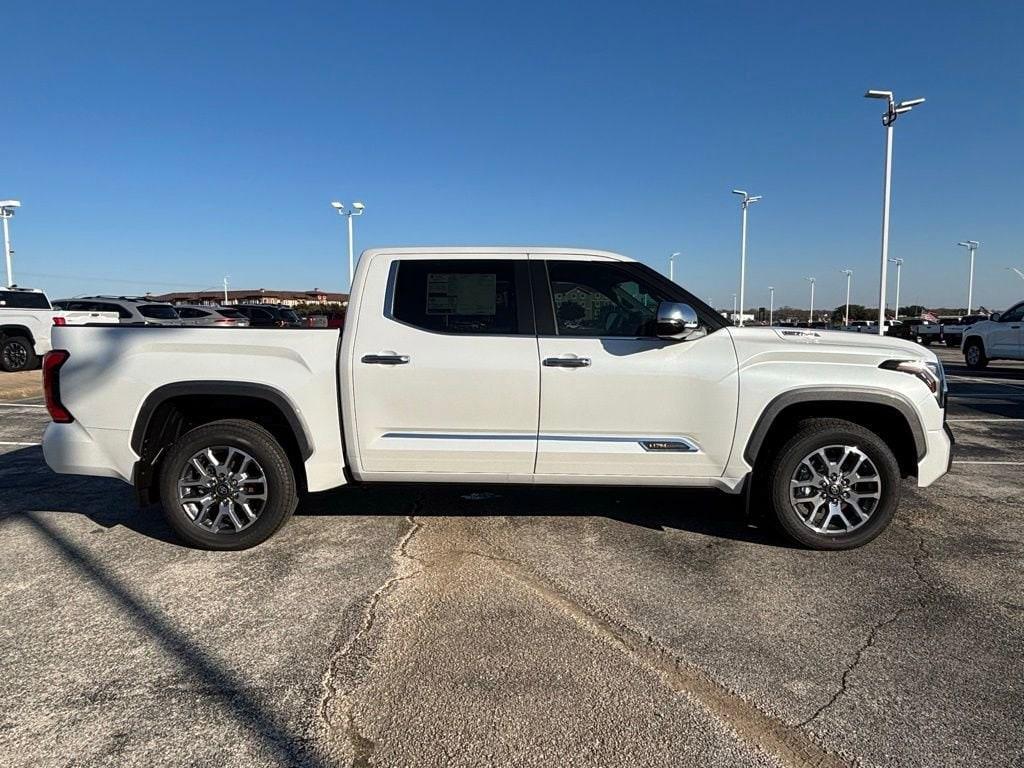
[2,287,314,372]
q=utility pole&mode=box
[768,286,775,326]
[864,90,925,334]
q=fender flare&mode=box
[743,386,928,465]
[130,381,313,459]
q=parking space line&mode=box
[0,441,41,446]
[0,403,46,408]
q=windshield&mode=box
[138,304,180,320]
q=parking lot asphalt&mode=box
[1,345,1022,767]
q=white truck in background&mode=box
[0,287,117,372]
[41,248,952,551]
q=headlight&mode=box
[880,359,947,407]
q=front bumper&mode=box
[917,423,953,487]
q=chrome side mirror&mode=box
[656,301,700,340]
[992,312,1002,322]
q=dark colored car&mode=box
[234,304,303,328]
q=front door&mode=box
[533,258,739,479]
[350,253,540,477]
[990,303,1024,358]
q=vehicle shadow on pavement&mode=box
[0,446,783,549]
[299,483,787,548]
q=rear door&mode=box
[533,257,738,480]
[349,253,540,478]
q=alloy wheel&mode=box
[2,341,28,370]
[789,444,882,534]
[177,446,268,533]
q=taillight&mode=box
[53,316,67,326]
[43,350,73,423]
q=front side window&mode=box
[392,259,519,335]
[547,261,671,337]
[1000,304,1024,323]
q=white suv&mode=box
[961,301,1024,369]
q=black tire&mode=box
[964,339,988,370]
[767,418,901,550]
[0,336,38,372]
[158,419,297,550]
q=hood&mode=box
[726,326,939,367]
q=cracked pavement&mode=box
[1,347,1023,767]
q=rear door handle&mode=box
[362,353,410,365]
[543,356,591,368]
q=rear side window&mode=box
[215,308,245,319]
[177,308,208,318]
[0,290,51,309]
[138,304,179,320]
[391,259,521,335]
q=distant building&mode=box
[148,288,348,308]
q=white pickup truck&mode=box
[42,248,953,551]
[1,287,118,371]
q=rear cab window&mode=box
[0,290,51,309]
[390,259,531,335]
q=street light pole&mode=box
[330,201,366,289]
[840,269,853,326]
[223,276,229,304]
[768,286,775,326]
[864,90,925,335]
[805,277,816,327]
[669,251,680,283]
[0,200,21,288]
[732,293,737,325]
[731,189,761,327]
[887,258,903,319]
[958,241,979,313]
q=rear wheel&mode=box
[158,419,297,550]
[767,418,901,550]
[964,339,988,370]
[0,336,37,372]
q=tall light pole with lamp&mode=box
[668,251,680,283]
[805,276,816,327]
[330,201,366,289]
[958,240,979,314]
[1,200,22,288]
[888,258,904,319]
[840,269,853,326]
[864,89,925,335]
[731,189,761,327]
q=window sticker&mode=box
[426,273,497,315]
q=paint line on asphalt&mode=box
[0,441,41,446]
[0,402,46,408]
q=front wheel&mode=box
[158,419,298,550]
[0,336,38,372]
[964,340,988,370]
[767,418,901,550]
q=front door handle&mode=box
[362,353,410,365]
[543,356,591,368]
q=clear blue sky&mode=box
[5,0,1023,311]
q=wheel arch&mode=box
[131,381,313,503]
[962,334,985,352]
[0,324,35,344]
[744,388,925,479]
